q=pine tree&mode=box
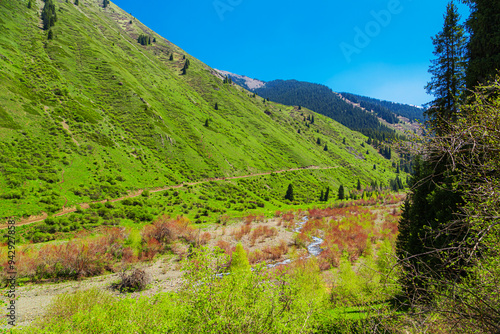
[298,105,301,110]
[337,185,345,200]
[27,0,32,9]
[103,0,110,8]
[311,115,315,124]
[319,190,324,202]
[153,37,156,43]
[297,129,301,134]
[316,138,321,145]
[425,2,467,131]
[204,119,209,127]
[324,186,330,201]
[169,54,174,61]
[214,102,218,110]
[323,144,328,151]
[47,29,54,40]
[342,137,346,145]
[181,67,186,75]
[357,179,362,191]
[74,0,79,5]
[284,184,294,201]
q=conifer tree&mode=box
[316,138,321,145]
[41,0,57,30]
[342,137,346,145]
[284,184,294,201]
[214,102,218,110]
[463,0,500,88]
[324,186,330,201]
[169,54,174,61]
[323,144,328,151]
[47,29,53,40]
[103,0,110,8]
[74,0,79,5]
[204,119,209,127]
[337,185,345,200]
[357,179,362,191]
[425,2,467,131]
[319,190,324,202]
[28,0,32,9]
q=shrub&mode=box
[112,268,150,292]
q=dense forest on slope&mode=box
[253,80,398,141]
[0,0,399,220]
[340,93,426,123]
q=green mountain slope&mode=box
[340,92,426,123]
[0,0,400,219]
[252,80,398,141]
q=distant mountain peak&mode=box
[214,69,265,90]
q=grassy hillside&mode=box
[0,0,401,220]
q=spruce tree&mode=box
[316,138,321,145]
[74,0,78,5]
[47,29,54,40]
[324,186,330,201]
[357,179,362,191]
[41,0,57,30]
[103,0,110,8]
[463,0,500,88]
[169,54,174,61]
[425,2,467,131]
[28,0,32,9]
[204,119,209,127]
[319,190,324,202]
[284,184,294,201]
[337,185,345,200]
[214,102,218,110]
[323,144,328,151]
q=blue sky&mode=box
[112,0,470,106]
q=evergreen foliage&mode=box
[47,29,54,40]
[214,102,218,110]
[103,0,110,8]
[464,0,500,88]
[341,92,425,123]
[41,0,57,30]
[74,0,79,5]
[323,144,328,151]
[284,183,294,201]
[137,34,151,46]
[169,53,174,61]
[425,2,467,131]
[254,80,398,142]
[357,179,362,191]
[337,185,344,200]
[27,0,32,9]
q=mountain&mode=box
[339,93,426,123]
[252,79,398,141]
[215,69,265,90]
[218,72,424,139]
[0,0,400,220]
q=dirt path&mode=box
[1,166,337,229]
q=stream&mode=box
[267,216,323,268]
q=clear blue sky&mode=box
[113,0,470,107]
